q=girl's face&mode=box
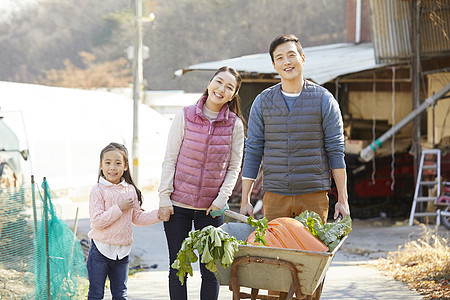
[205,71,238,112]
[100,150,127,184]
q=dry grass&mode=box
[0,268,34,299]
[376,225,449,299]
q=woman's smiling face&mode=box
[205,71,238,112]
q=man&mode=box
[239,32,350,300]
[240,33,350,225]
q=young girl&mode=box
[158,66,245,300]
[87,142,169,300]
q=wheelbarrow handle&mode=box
[227,212,343,225]
[209,204,249,223]
[224,209,249,223]
[334,214,343,223]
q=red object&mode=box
[437,195,450,205]
[352,153,414,198]
[246,217,329,252]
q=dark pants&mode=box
[86,241,129,300]
[163,206,224,300]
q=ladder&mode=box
[409,149,441,226]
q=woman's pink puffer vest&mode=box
[171,96,237,208]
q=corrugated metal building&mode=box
[176,0,450,148]
[174,0,450,217]
[370,0,450,63]
[176,42,390,121]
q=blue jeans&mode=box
[164,206,224,300]
[86,241,129,300]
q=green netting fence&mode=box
[0,176,88,299]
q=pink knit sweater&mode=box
[88,178,160,246]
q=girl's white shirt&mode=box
[93,177,132,260]
[158,104,245,209]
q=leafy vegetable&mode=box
[295,210,352,251]
[246,216,268,246]
[171,225,241,285]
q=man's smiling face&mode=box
[272,41,305,82]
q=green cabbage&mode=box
[295,210,352,251]
[171,225,241,284]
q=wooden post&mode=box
[410,0,422,184]
[132,0,143,184]
[43,177,51,299]
[31,175,38,241]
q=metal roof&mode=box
[175,43,388,84]
[369,0,450,64]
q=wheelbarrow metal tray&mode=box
[215,222,347,295]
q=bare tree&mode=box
[0,0,347,91]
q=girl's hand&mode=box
[118,198,134,211]
[206,204,220,218]
[158,206,173,222]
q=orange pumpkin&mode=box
[246,217,329,252]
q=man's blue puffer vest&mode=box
[260,81,331,195]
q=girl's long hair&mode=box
[201,66,247,134]
[98,142,143,206]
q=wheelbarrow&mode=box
[214,209,347,300]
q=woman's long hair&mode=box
[98,142,143,206]
[201,66,247,134]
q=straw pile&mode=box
[376,225,449,299]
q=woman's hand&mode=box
[158,206,174,222]
[206,204,220,218]
[118,198,134,211]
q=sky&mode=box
[0,0,39,20]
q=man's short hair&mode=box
[269,34,303,62]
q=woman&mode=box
[158,66,245,300]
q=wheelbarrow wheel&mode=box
[441,206,450,230]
